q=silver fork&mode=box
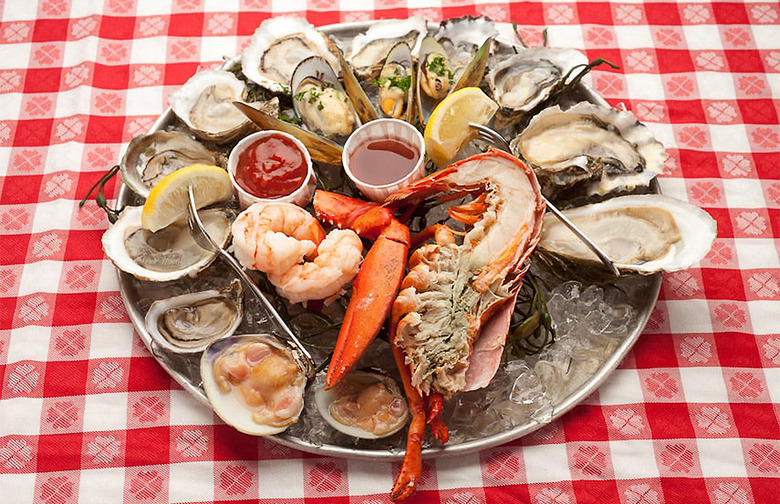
[469,123,621,277]
[186,186,316,379]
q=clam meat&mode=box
[315,370,408,439]
[119,131,224,198]
[145,280,243,354]
[169,70,251,143]
[511,102,666,198]
[241,16,339,93]
[201,335,307,436]
[102,206,234,282]
[538,194,716,274]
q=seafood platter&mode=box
[97,16,717,501]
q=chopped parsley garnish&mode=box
[426,55,454,80]
[373,74,412,92]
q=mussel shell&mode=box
[377,41,414,123]
[346,17,426,78]
[415,37,449,126]
[120,131,224,199]
[201,334,307,436]
[290,55,360,143]
[145,279,243,354]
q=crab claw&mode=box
[313,191,410,388]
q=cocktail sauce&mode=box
[349,138,420,186]
[234,133,308,198]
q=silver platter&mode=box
[116,21,661,460]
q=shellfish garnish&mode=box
[511,102,666,199]
[241,16,339,93]
[145,280,243,354]
[201,335,307,436]
[291,56,358,141]
[538,194,716,274]
[347,17,426,78]
[119,131,224,198]
[315,370,409,439]
[169,70,252,144]
[101,206,234,282]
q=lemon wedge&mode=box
[141,164,233,232]
[424,87,498,167]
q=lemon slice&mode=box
[141,164,233,232]
[424,87,498,167]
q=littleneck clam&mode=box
[101,206,234,282]
[241,16,339,94]
[169,69,251,144]
[537,194,717,274]
[145,280,243,354]
[201,334,308,436]
[511,102,667,199]
[119,131,224,198]
[314,370,409,439]
[291,55,359,141]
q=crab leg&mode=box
[313,191,410,388]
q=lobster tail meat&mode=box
[387,149,545,399]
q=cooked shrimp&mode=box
[268,229,363,304]
[231,201,363,304]
[232,202,326,273]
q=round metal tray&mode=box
[116,21,661,461]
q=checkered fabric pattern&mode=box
[1,1,778,503]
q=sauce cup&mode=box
[228,130,317,208]
[342,118,425,202]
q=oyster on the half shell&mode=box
[145,280,243,354]
[511,102,667,199]
[102,206,234,282]
[538,194,716,274]
[346,17,426,78]
[120,131,224,198]
[169,70,252,144]
[241,16,339,93]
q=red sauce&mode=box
[235,133,308,198]
[349,138,420,186]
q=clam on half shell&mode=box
[145,280,243,354]
[201,335,307,436]
[538,194,717,274]
[101,206,234,282]
[314,370,409,439]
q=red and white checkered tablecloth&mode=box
[1,0,778,503]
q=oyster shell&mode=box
[169,70,251,144]
[120,131,224,199]
[538,194,716,274]
[145,280,243,354]
[102,206,234,282]
[314,370,408,439]
[241,16,339,93]
[347,17,426,78]
[434,15,497,83]
[511,102,666,199]
[201,334,307,436]
[487,47,587,127]
[291,56,358,141]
